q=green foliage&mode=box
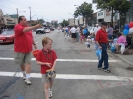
[74,2,93,18]
[38,19,45,23]
[61,20,69,27]
[74,2,94,25]
[97,0,131,15]
[51,21,58,27]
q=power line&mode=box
[0,5,16,10]
[5,0,29,8]
[12,0,30,7]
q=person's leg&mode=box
[48,78,54,97]
[102,44,109,70]
[24,52,32,84]
[44,83,50,99]
[42,74,50,99]
[115,44,119,52]
[14,52,26,79]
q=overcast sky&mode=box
[0,0,99,22]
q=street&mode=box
[0,30,133,99]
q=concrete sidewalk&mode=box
[108,49,133,66]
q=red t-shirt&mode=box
[14,24,33,53]
[36,49,57,74]
[95,28,108,43]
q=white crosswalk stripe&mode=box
[0,71,132,81]
[0,57,121,62]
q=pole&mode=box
[74,17,75,25]
[29,7,31,25]
[16,8,18,23]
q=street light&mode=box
[69,13,75,25]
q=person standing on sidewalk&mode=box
[107,24,113,48]
[76,26,80,42]
[95,22,112,73]
[14,16,42,85]
[113,22,119,38]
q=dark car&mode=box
[36,28,46,34]
[0,30,15,43]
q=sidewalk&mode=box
[108,49,133,66]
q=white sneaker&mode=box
[49,89,53,98]
[23,73,26,80]
[25,78,31,85]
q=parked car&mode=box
[50,27,55,31]
[45,28,51,33]
[0,30,15,43]
[36,28,46,34]
[88,27,95,34]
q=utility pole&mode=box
[16,8,18,23]
[29,7,31,25]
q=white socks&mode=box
[26,74,30,79]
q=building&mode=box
[126,0,133,23]
[97,10,115,25]
[68,18,78,26]
[88,12,97,27]
[10,14,18,24]
[0,9,5,29]
[4,14,16,28]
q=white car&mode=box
[36,28,46,34]
[88,27,95,34]
[45,28,51,33]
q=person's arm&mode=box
[51,60,57,70]
[32,39,37,49]
[36,61,52,68]
[95,32,102,49]
[23,24,42,32]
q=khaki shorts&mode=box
[14,52,32,65]
[42,74,54,84]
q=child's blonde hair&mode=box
[42,36,53,46]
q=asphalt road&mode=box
[0,30,133,99]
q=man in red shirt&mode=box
[95,22,112,73]
[14,16,41,84]
[36,37,57,99]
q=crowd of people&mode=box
[58,21,133,55]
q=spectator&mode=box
[94,24,101,35]
[107,24,113,48]
[113,22,119,38]
[95,22,112,73]
[115,32,127,53]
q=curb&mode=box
[108,51,133,66]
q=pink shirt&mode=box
[117,35,127,45]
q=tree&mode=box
[38,19,45,24]
[51,21,58,27]
[74,2,94,26]
[96,0,131,24]
[60,20,69,27]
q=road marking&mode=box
[0,57,121,62]
[0,71,132,81]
